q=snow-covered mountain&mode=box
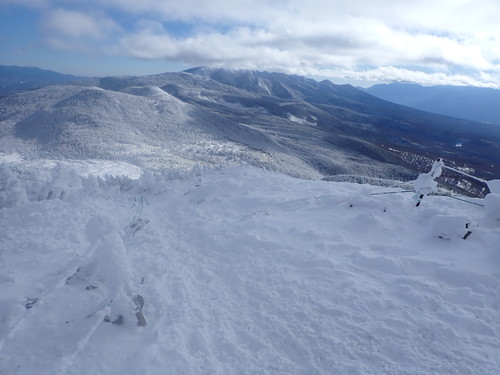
[2,67,500,374]
[0,76,398,180]
[2,67,500,192]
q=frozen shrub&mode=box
[0,165,28,208]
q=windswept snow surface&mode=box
[1,164,500,374]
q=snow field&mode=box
[0,165,499,374]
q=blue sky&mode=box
[1,0,500,87]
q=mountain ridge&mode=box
[0,65,87,94]
[1,67,499,195]
[365,82,500,126]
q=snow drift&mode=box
[1,163,499,375]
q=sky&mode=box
[1,0,500,87]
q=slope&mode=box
[1,84,308,175]
[99,67,500,181]
[187,68,500,180]
[0,81,412,180]
[1,163,499,375]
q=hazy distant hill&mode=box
[365,83,500,125]
[0,65,86,94]
[2,67,500,195]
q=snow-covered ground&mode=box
[1,163,499,374]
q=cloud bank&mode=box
[8,0,500,87]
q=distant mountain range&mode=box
[364,83,500,126]
[1,66,499,195]
[0,65,86,94]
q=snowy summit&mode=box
[1,162,499,374]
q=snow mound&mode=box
[1,164,499,375]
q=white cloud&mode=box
[22,0,500,86]
[113,17,500,86]
[60,0,285,24]
[41,9,120,39]
[327,67,500,88]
